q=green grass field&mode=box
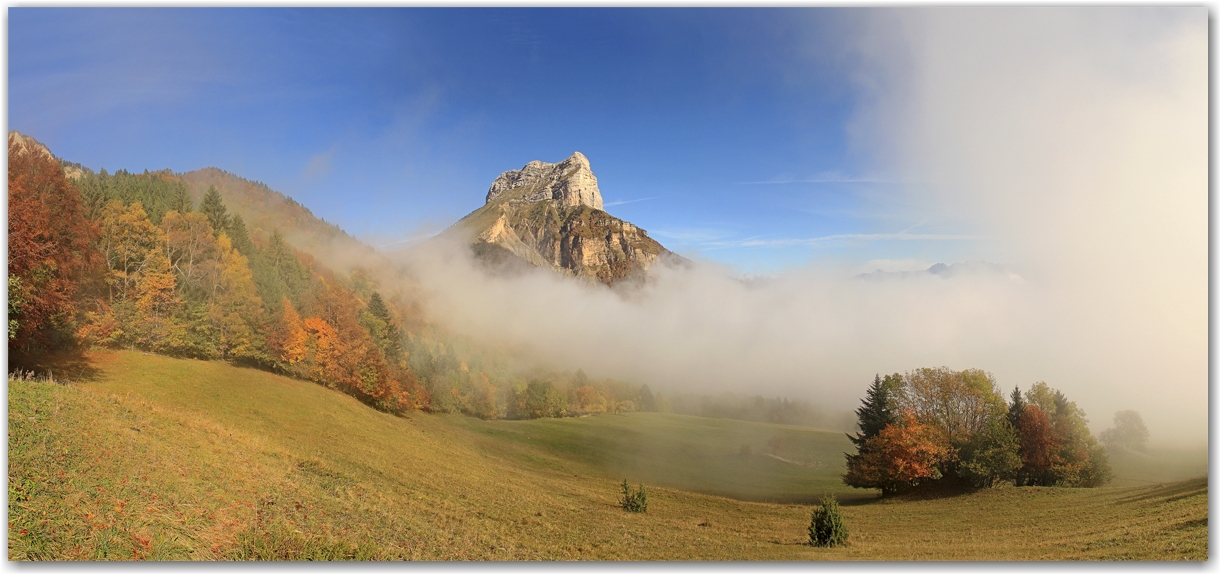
[7,351,1208,560]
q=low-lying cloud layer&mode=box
[387,8,1205,448]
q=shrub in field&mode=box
[619,479,648,513]
[808,495,848,547]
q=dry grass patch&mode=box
[8,351,1208,560]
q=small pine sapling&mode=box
[619,479,648,512]
[808,495,848,547]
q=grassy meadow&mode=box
[8,351,1208,560]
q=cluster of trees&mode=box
[9,136,669,423]
[412,351,660,420]
[843,367,1111,496]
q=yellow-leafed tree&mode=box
[209,233,267,363]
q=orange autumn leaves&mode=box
[843,369,1110,495]
[8,135,98,352]
[8,134,426,416]
[844,411,949,495]
[270,289,423,414]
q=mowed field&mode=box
[8,351,1208,560]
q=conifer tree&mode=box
[200,185,230,236]
[165,182,193,215]
[263,229,309,304]
[365,291,402,358]
[848,374,899,450]
[809,495,848,547]
[1006,385,1026,429]
[227,214,254,257]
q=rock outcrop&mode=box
[442,152,682,286]
[9,132,82,179]
[485,151,603,210]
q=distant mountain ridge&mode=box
[856,261,1017,281]
[440,152,684,286]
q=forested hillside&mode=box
[179,168,371,272]
[8,132,681,423]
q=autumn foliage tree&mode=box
[1015,383,1112,486]
[904,367,1006,448]
[209,233,268,363]
[8,134,99,355]
[132,245,180,350]
[1016,404,1058,485]
[97,200,163,301]
[268,297,308,367]
[843,410,949,496]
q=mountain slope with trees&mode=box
[8,132,672,422]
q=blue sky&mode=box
[9,8,978,274]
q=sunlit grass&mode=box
[8,351,1207,560]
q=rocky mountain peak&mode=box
[485,151,603,210]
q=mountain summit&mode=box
[442,152,680,286]
[485,151,603,210]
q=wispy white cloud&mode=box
[374,230,442,250]
[649,227,740,243]
[603,196,662,207]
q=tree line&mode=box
[661,391,853,430]
[844,367,1111,495]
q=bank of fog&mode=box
[392,239,1073,432]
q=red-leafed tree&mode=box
[843,410,950,496]
[1016,404,1058,485]
[8,134,99,355]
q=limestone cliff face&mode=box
[485,151,603,210]
[445,152,681,286]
